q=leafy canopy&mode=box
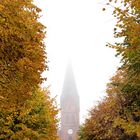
[0,0,47,108]
[79,0,140,139]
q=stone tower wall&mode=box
[60,64,80,140]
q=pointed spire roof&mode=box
[61,62,79,99]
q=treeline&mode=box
[0,0,58,139]
[79,0,140,139]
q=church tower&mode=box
[60,63,80,140]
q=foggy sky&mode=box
[34,0,120,122]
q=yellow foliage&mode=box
[0,0,47,108]
[79,0,140,139]
[0,88,59,139]
[0,0,58,139]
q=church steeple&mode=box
[60,63,80,140]
[61,63,79,101]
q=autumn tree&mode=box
[0,0,47,108]
[79,0,140,139]
[105,0,140,138]
[79,93,133,139]
[79,70,138,139]
[0,0,58,139]
[79,96,119,140]
[0,88,58,140]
